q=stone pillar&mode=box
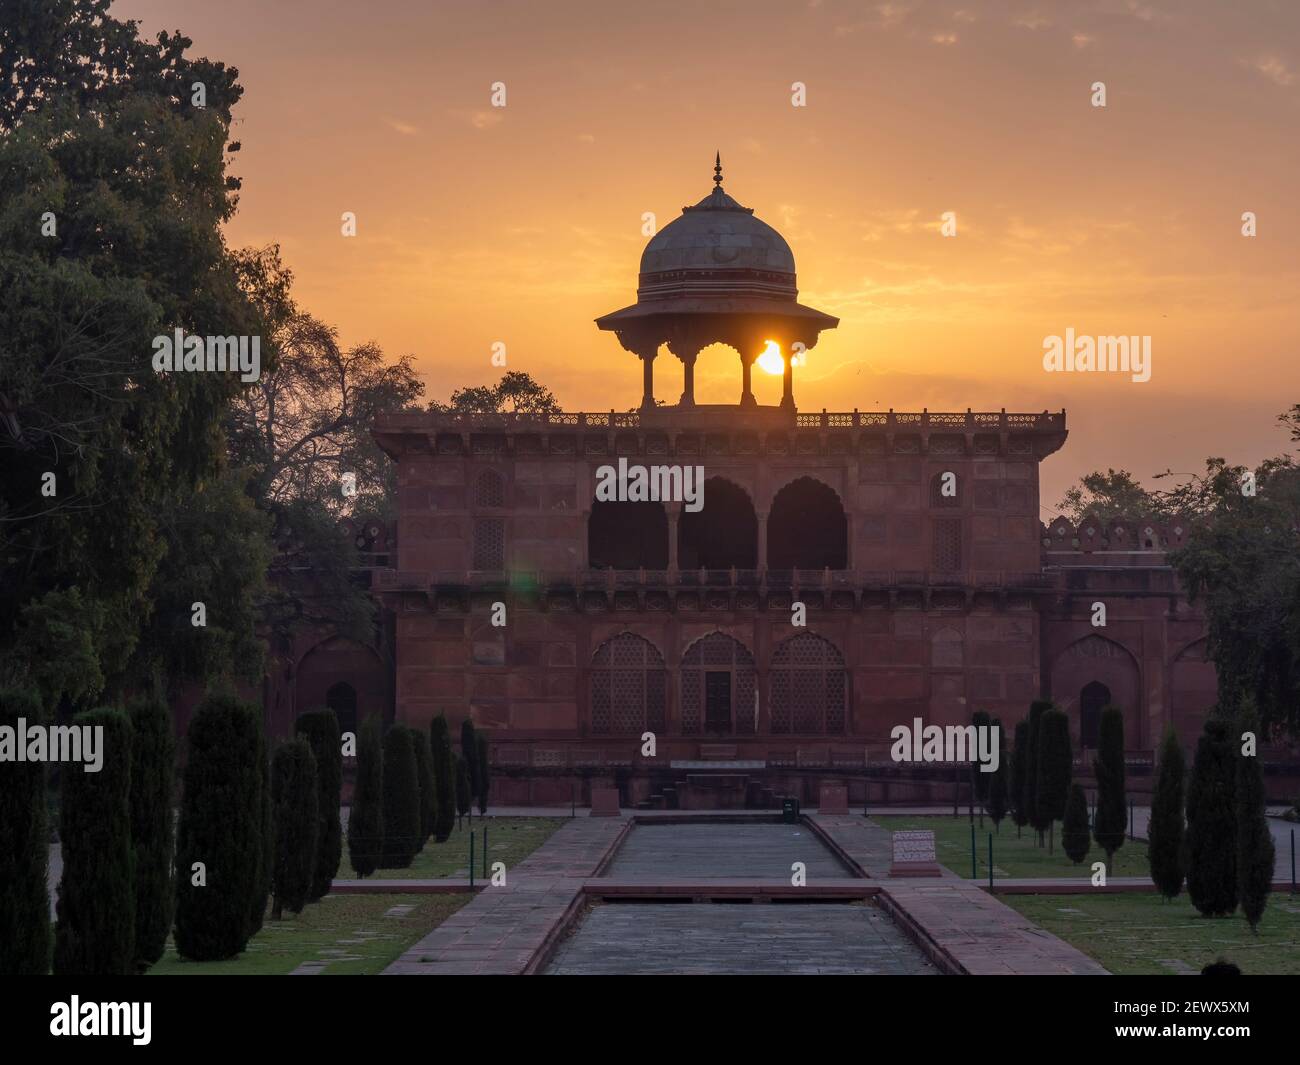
[757,511,769,572]
[781,348,794,409]
[740,352,756,407]
[640,349,655,410]
[680,352,697,406]
[667,504,680,573]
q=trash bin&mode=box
[781,797,799,824]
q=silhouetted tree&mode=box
[1062,783,1090,864]
[1025,700,1051,843]
[1035,708,1072,853]
[380,726,420,868]
[987,718,1008,831]
[1010,720,1030,838]
[1093,706,1127,866]
[430,714,455,843]
[174,694,265,960]
[129,694,174,969]
[461,718,479,801]
[0,686,50,974]
[271,738,318,919]
[971,709,991,825]
[477,732,490,815]
[295,708,342,900]
[1187,716,1237,916]
[412,729,437,846]
[248,719,273,939]
[1148,724,1186,900]
[1236,701,1274,932]
[54,707,134,974]
[347,714,384,877]
[456,754,471,828]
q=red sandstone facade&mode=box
[364,405,1218,807]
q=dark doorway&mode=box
[678,478,758,570]
[1080,681,1110,750]
[588,500,669,569]
[704,671,732,734]
[767,478,847,570]
[326,681,358,738]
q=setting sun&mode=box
[756,340,784,375]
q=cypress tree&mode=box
[174,694,265,960]
[348,714,385,876]
[271,738,319,919]
[1148,724,1186,900]
[128,694,174,970]
[461,718,480,800]
[1186,716,1237,917]
[1236,701,1274,932]
[1062,782,1090,864]
[381,726,421,868]
[248,717,273,939]
[1025,699,1051,843]
[412,729,437,846]
[986,718,1008,831]
[0,686,51,974]
[295,708,343,902]
[477,732,490,815]
[1093,705,1127,866]
[970,709,991,824]
[53,707,135,975]
[456,754,472,827]
[1010,719,1030,837]
[430,713,456,843]
[1035,708,1072,852]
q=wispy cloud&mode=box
[1246,54,1295,87]
[383,117,418,136]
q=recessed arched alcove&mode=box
[678,478,757,570]
[768,477,847,569]
[588,500,669,569]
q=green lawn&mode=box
[1004,893,1300,974]
[148,892,471,975]
[870,815,1151,879]
[344,815,566,880]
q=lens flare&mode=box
[757,340,784,375]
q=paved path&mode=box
[382,815,629,975]
[810,813,1109,975]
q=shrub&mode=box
[295,708,342,901]
[1148,725,1186,900]
[271,738,319,918]
[173,694,265,960]
[971,709,991,820]
[53,707,135,974]
[1062,783,1091,864]
[128,694,174,969]
[430,713,456,843]
[347,714,385,877]
[248,718,273,939]
[380,726,421,868]
[1025,700,1051,841]
[456,753,471,826]
[0,686,51,974]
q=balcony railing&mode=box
[379,408,1066,432]
[375,567,1054,592]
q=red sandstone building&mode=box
[355,163,1219,808]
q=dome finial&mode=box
[714,150,723,188]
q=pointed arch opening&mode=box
[771,631,847,735]
[589,632,667,734]
[680,632,757,736]
[768,477,846,569]
[678,478,757,570]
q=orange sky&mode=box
[121,0,1299,511]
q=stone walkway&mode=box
[810,813,1109,975]
[382,816,629,975]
